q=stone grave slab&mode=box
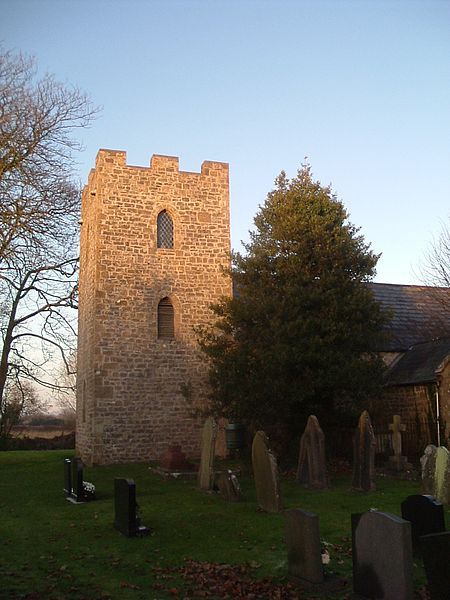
[400,494,445,548]
[252,430,282,512]
[215,470,243,502]
[420,531,450,600]
[198,417,217,491]
[420,444,437,495]
[352,510,413,600]
[285,508,323,583]
[297,415,329,489]
[434,446,450,505]
[352,410,376,492]
[114,478,150,537]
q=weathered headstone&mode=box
[215,470,243,502]
[352,410,376,492]
[198,417,217,491]
[434,446,450,505]
[63,458,72,497]
[388,414,408,471]
[352,510,413,600]
[421,444,437,495]
[400,494,445,548]
[297,415,329,489]
[252,430,282,512]
[285,508,323,583]
[114,478,150,537]
[420,531,450,600]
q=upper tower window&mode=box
[157,210,174,248]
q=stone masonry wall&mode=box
[76,150,231,465]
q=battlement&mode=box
[93,148,228,177]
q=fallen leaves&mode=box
[151,559,299,599]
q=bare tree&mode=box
[0,46,97,432]
[422,219,450,289]
[53,350,77,412]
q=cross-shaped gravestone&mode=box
[389,415,406,456]
[388,414,408,471]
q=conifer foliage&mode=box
[198,164,387,444]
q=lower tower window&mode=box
[158,297,175,339]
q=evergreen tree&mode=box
[198,164,387,448]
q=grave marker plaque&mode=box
[297,415,329,489]
[352,410,376,492]
[285,508,323,583]
[198,417,217,491]
[63,458,72,497]
[69,458,86,503]
[216,470,243,502]
[400,494,445,547]
[434,446,450,505]
[352,510,413,600]
[420,444,437,495]
[252,430,282,512]
[114,478,150,537]
[420,531,450,600]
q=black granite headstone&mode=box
[114,478,150,537]
[352,510,413,600]
[63,458,72,497]
[401,495,445,548]
[420,531,450,600]
[69,458,85,503]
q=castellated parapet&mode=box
[76,149,231,465]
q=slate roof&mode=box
[369,283,450,352]
[385,337,450,386]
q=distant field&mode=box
[11,426,75,439]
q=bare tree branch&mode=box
[0,46,98,434]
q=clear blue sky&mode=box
[3,0,450,284]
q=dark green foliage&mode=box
[198,164,387,448]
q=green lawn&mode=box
[0,450,447,599]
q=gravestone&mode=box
[285,508,323,583]
[420,531,450,600]
[421,444,437,495]
[352,410,376,492]
[215,470,243,502]
[68,458,86,503]
[434,446,450,505]
[114,478,150,537]
[388,414,408,471]
[198,417,217,491]
[400,495,445,548]
[296,415,329,489]
[252,430,282,512]
[63,458,72,497]
[352,510,413,600]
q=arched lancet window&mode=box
[158,297,175,339]
[157,210,174,248]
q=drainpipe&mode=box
[435,382,441,447]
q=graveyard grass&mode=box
[1,451,449,600]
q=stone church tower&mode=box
[76,149,231,465]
